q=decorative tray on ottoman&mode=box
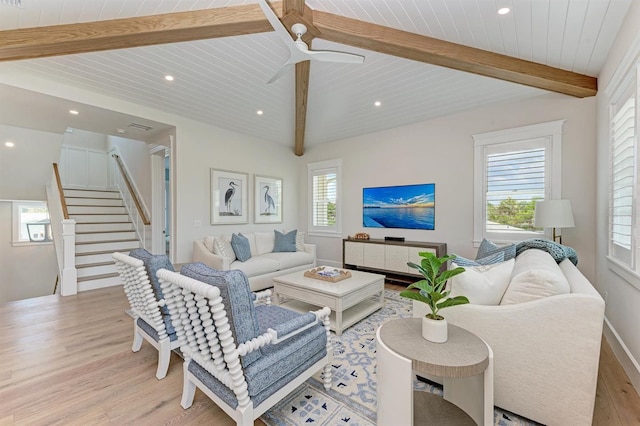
[304,266,352,283]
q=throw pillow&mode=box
[475,238,516,261]
[273,230,297,252]
[452,251,505,267]
[231,233,252,262]
[500,249,570,305]
[296,230,305,252]
[449,258,515,305]
[254,231,275,255]
[214,236,236,262]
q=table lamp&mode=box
[534,199,575,244]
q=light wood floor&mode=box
[1,284,638,425]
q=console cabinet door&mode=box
[407,246,436,276]
[344,241,365,266]
[385,245,409,273]
[363,243,385,269]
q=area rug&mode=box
[261,290,540,426]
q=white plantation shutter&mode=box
[308,159,342,235]
[485,146,546,235]
[609,94,636,266]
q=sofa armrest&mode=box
[192,240,231,270]
[303,243,317,261]
[436,293,604,425]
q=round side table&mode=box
[376,318,494,425]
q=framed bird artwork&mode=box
[211,169,248,224]
[254,175,282,224]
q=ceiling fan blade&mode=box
[304,50,365,64]
[257,0,296,49]
[267,57,300,84]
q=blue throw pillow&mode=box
[273,230,297,252]
[453,251,505,267]
[231,233,252,262]
[476,238,516,261]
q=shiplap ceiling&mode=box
[0,0,632,150]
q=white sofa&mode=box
[192,231,316,291]
[413,249,605,426]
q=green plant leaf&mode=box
[399,289,431,306]
[437,296,470,309]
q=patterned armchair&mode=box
[157,262,332,426]
[112,248,179,379]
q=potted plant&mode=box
[400,252,469,343]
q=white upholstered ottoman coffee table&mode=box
[272,268,385,335]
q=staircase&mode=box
[64,188,141,291]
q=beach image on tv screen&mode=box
[363,183,435,230]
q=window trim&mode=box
[12,200,53,247]
[307,158,342,238]
[472,120,565,246]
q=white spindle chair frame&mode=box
[157,268,332,426]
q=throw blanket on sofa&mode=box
[515,239,578,265]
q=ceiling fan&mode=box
[257,0,365,84]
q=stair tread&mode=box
[76,230,135,235]
[75,221,133,225]
[63,188,119,193]
[67,204,124,207]
[77,272,119,282]
[77,250,127,257]
[76,239,139,245]
[76,261,116,269]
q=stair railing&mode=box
[48,163,77,296]
[111,154,151,249]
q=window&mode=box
[608,66,638,270]
[308,159,342,236]
[12,201,51,245]
[473,121,564,244]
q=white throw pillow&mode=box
[296,231,305,252]
[214,236,236,262]
[203,236,215,252]
[500,249,570,305]
[255,231,275,255]
[449,259,515,305]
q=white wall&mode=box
[107,135,152,212]
[174,120,300,263]
[301,92,597,282]
[62,128,107,150]
[0,201,58,303]
[595,0,640,393]
[0,124,63,200]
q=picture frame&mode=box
[211,169,249,224]
[254,175,283,223]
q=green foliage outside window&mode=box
[487,197,541,231]
[327,202,336,226]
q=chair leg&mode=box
[156,338,171,380]
[181,361,197,409]
[323,362,332,390]
[132,322,143,352]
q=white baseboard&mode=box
[603,316,640,395]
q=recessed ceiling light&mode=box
[116,128,126,134]
[69,109,79,115]
[374,101,382,107]
[257,110,264,115]
[498,7,510,15]
[165,75,174,81]
[5,141,14,147]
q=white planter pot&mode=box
[422,316,448,343]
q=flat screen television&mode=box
[363,183,435,230]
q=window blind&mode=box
[312,169,337,228]
[485,147,546,234]
[610,95,635,265]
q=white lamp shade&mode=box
[534,200,575,228]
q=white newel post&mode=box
[61,219,78,296]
